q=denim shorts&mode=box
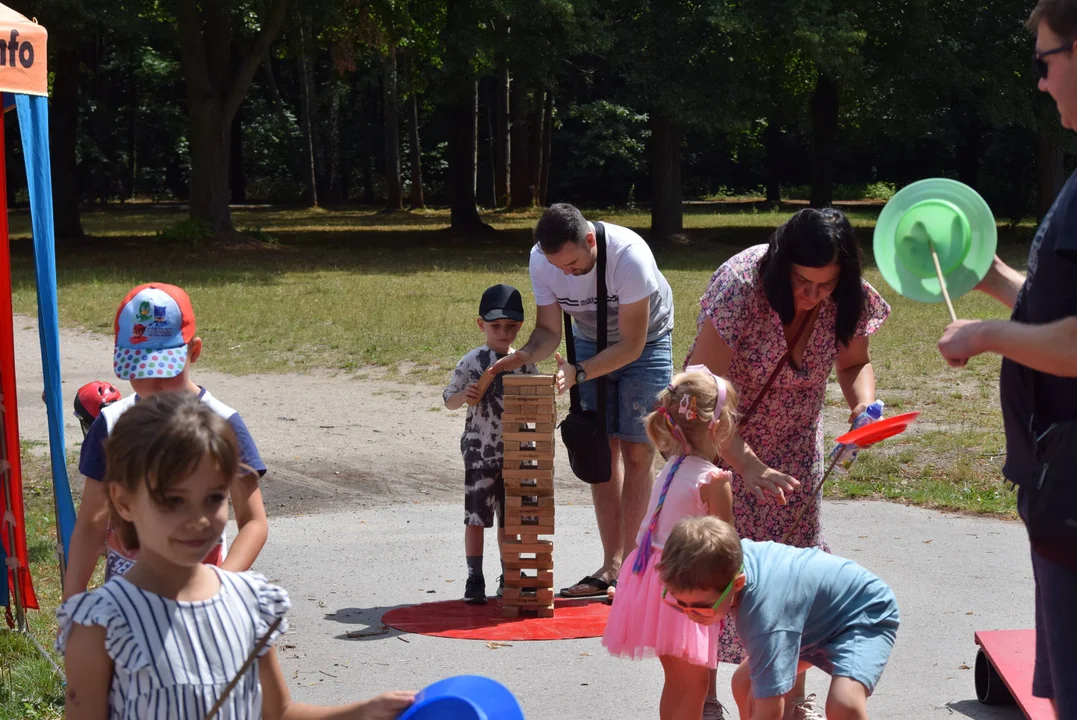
[573,333,673,444]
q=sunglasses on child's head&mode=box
[661,565,743,621]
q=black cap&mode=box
[479,284,525,322]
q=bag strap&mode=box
[595,222,608,425]
[565,222,609,420]
[739,307,815,425]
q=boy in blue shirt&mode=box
[658,517,899,720]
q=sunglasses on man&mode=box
[661,565,743,622]
[1035,40,1075,80]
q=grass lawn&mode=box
[0,445,75,720]
[5,202,1032,520]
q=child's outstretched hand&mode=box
[355,690,416,720]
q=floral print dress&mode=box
[685,244,890,663]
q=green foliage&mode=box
[156,218,213,245]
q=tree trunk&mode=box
[540,91,553,206]
[485,85,497,207]
[175,0,289,237]
[298,18,318,208]
[1037,98,1065,222]
[326,81,344,203]
[495,62,510,207]
[509,82,531,208]
[649,110,683,240]
[50,41,84,239]
[408,91,425,209]
[229,106,246,204]
[382,49,403,211]
[528,87,545,205]
[810,73,838,209]
[449,80,488,232]
[764,107,782,204]
[473,78,480,199]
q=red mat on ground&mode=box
[382,598,610,641]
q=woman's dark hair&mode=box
[758,208,865,347]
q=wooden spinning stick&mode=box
[927,238,958,323]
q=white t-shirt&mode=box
[529,221,674,343]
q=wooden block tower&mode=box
[500,374,556,618]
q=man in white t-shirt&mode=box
[492,203,674,598]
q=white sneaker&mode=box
[701,697,725,720]
[790,693,826,720]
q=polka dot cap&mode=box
[113,345,189,381]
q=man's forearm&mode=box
[579,337,646,379]
[979,317,1077,376]
[979,257,1026,309]
[518,326,561,364]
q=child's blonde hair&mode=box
[657,516,743,593]
[105,392,241,550]
[645,367,738,456]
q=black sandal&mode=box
[559,575,611,598]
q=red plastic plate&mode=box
[835,411,920,447]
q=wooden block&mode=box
[506,524,555,536]
[502,422,554,435]
[504,450,554,463]
[503,384,555,397]
[503,539,553,553]
[504,431,555,443]
[503,477,554,496]
[502,413,554,424]
[504,496,555,509]
[501,588,555,605]
[504,556,554,571]
[504,459,554,471]
[534,607,556,618]
[503,468,554,481]
[501,606,521,618]
[503,440,554,453]
[503,374,555,387]
[519,534,540,544]
[504,396,555,408]
[504,571,554,589]
[505,506,555,519]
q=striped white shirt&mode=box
[57,568,289,719]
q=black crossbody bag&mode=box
[559,222,612,484]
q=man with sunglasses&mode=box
[658,517,899,720]
[938,1,1077,716]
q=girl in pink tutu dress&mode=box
[602,366,737,720]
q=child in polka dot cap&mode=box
[62,283,270,600]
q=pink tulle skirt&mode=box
[601,547,721,668]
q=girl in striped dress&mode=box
[601,367,737,720]
[57,392,414,720]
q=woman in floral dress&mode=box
[685,208,890,719]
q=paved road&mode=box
[253,501,1032,720]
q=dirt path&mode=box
[12,313,934,519]
[11,315,594,516]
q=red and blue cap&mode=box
[113,283,196,381]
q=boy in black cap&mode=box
[444,284,539,603]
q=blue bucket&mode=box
[398,675,524,720]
